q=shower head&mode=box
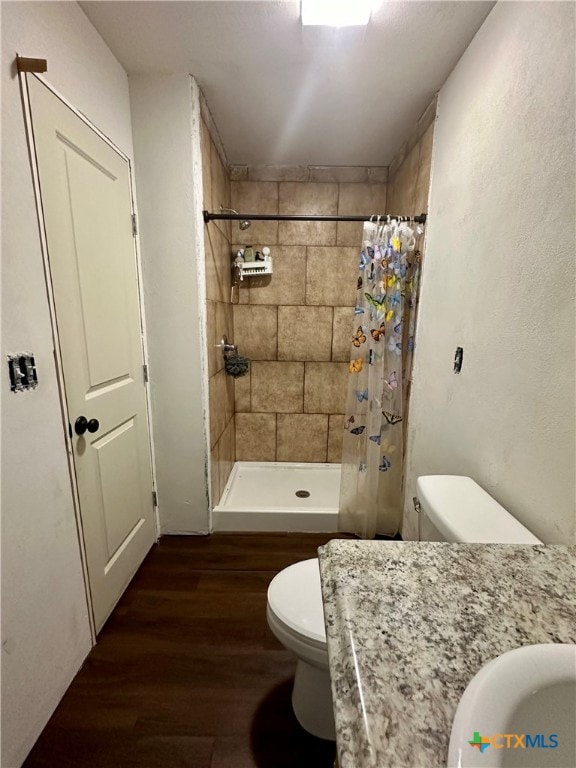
[220,206,251,231]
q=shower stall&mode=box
[200,101,434,533]
[203,204,427,532]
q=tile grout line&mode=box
[302,358,306,417]
[336,181,341,249]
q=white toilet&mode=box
[266,558,334,739]
[266,475,542,740]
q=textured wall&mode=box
[404,2,575,543]
[1,2,134,763]
[201,111,236,506]
[129,75,209,533]
[229,166,388,465]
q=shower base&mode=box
[212,461,341,532]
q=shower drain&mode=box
[295,490,310,498]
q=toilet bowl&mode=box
[266,558,335,740]
[266,476,542,740]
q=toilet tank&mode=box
[416,475,542,544]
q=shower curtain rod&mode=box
[203,210,427,225]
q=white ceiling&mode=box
[80,0,495,166]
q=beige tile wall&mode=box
[230,169,388,463]
[387,97,436,215]
[386,98,437,442]
[202,116,235,505]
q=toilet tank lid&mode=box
[416,475,542,544]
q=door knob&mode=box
[75,416,100,435]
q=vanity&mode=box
[318,540,576,768]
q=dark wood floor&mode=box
[24,534,350,768]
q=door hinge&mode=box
[131,213,138,237]
[152,490,158,507]
[143,364,148,383]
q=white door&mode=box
[27,75,156,631]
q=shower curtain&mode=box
[339,219,422,538]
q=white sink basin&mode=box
[448,644,576,767]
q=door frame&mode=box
[19,66,160,642]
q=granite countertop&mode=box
[318,541,576,768]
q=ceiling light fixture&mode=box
[301,0,377,27]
